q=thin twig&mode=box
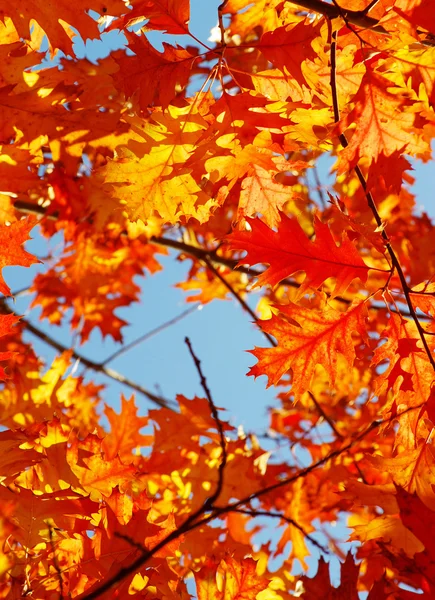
[201,255,277,347]
[101,304,200,366]
[20,318,174,409]
[185,336,227,509]
[308,391,343,439]
[48,522,68,599]
[312,164,327,209]
[231,508,329,555]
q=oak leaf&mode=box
[301,554,359,600]
[370,442,435,510]
[257,21,321,86]
[102,395,152,461]
[249,301,368,397]
[338,71,425,171]
[0,1,126,55]
[114,32,197,110]
[0,219,38,296]
[110,0,190,35]
[195,556,269,600]
[228,213,370,297]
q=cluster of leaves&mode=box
[1,0,435,597]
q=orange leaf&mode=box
[228,213,370,297]
[301,554,359,599]
[111,0,190,35]
[114,32,197,109]
[257,21,321,86]
[249,301,368,396]
[338,71,425,171]
[0,219,38,296]
[195,556,269,600]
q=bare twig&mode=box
[311,164,327,209]
[201,255,277,347]
[231,507,329,555]
[101,304,200,367]
[185,336,227,508]
[20,318,174,409]
[308,391,343,439]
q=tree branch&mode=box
[200,255,277,347]
[20,317,174,409]
[79,402,421,600]
[12,199,428,320]
[286,0,386,32]
[230,508,330,555]
[185,337,227,509]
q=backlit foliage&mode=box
[0,0,435,598]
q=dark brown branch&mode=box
[287,0,386,32]
[185,336,227,509]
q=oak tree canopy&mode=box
[0,0,435,598]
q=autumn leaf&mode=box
[114,32,198,110]
[337,70,426,171]
[301,554,359,600]
[228,213,371,297]
[249,301,368,396]
[0,219,38,296]
[370,442,435,510]
[0,0,435,597]
[195,556,270,600]
[0,0,126,54]
[257,21,322,86]
[110,0,190,35]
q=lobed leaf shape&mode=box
[228,213,370,298]
[110,0,190,35]
[0,219,38,296]
[1,0,126,55]
[195,556,269,600]
[114,32,197,110]
[249,301,368,397]
[257,20,321,86]
[337,70,426,171]
[301,554,359,600]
